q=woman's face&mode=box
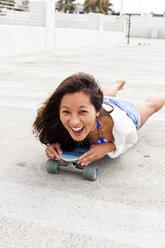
[60,91,99,142]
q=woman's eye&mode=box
[62,111,70,114]
[80,110,87,114]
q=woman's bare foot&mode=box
[115,80,126,91]
[103,80,126,97]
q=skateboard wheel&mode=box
[83,166,98,181]
[46,159,59,174]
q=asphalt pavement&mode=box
[0,38,165,248]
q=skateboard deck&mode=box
[58,146,89,161]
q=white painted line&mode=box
[150,117,165,122]
[0,90,46,98]
[0,103,37,109]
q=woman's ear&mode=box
[96,112,100,117]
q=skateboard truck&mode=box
[46,159,98,181]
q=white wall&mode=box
[102,30,125,43]
[55,13,124,32]
[54,28,100,49]
[0,2,125,59]
[0,25,125,58]
[128,16,165,39]
[54,28,125,49]
[0,0,126,59]
[0,25,45,57]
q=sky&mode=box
[77,0,165,14]
[111,0,165,14]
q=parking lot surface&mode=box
[0,38,165,248]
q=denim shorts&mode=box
[104,96,141,129]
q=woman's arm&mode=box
[77,142,116,166]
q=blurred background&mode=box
[0,0,165,57]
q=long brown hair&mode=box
[33,73,112,149]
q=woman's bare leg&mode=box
[135,91,165,129]
[103,80,126,97]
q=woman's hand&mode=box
[77,143,116,166]
[45,143,63,160]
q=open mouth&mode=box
[71,127,84,136]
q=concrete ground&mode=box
[0,38,165,248]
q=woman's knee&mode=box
[145,98,157,113]
[146,93,165,112]
[134,102,155,128]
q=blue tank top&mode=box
[75,118,113,147]
[94,118,113,144]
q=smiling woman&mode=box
[33,73,104,149]
[33,72,165,166]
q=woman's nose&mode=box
[70,115,80,126]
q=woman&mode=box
[33,73,165,166]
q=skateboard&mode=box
[46,146,98,181]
